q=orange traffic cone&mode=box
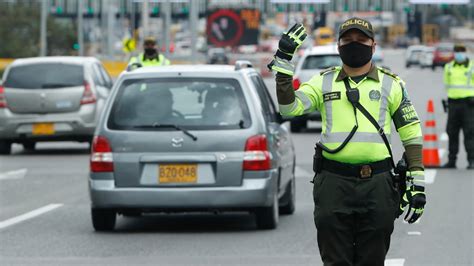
[423,99,441,168]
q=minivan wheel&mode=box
[279,177,296,215]
[255,194,279,230]
[91,208,116,231]
[22,142,36,151]
[0,140,11,155]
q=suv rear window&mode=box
[108,78,251,130]
[4,63,84,89]
[302,55,341,70]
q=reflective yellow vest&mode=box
[444,60,474,99]
[129,53,170,67]
[279,66,422,164]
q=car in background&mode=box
[237,45,258,54]
[420,46,435,69]
[207,47,229,64]
[0,57,113,154]
[432,42,454,70]
[313,27,335,46]
[405,45,425,68]
[88,61,296,231]
[291,44,341,132]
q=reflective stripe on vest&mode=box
[377,74,394,127]
[322,71,336,134]
[321,132,391,144]
[445,84,474,90]
[321,73,393,144]
[295,90,313,113]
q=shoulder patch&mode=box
[320,66,338,76]
[378,66,400,81]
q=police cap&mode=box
[338,17,374,40]
[144,37,156,46]
[454,43,466,52]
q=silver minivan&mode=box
[0,57,113,154]
[89,62,296,231]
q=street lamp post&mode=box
[40,0,47,57]
[78,0,84,56]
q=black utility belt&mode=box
[321,158,392,179]
[448,97,474,103]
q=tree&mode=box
[0,2,76,58]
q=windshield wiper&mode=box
[132,123,198,141]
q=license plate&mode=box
[32,123,55,135]
[159,164,198,184]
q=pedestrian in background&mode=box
[268,18,426,265]
[442,43,474,169]
[128,37,170,68]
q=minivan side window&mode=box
[250,75,277,123]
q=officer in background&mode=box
[442,43,474,169]
[269,18,426,265]
[128,37,170,67]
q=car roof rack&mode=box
[126,62,143,72]
[234,60,253,71]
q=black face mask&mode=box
[144,48,157,56]
[339,42,373,68]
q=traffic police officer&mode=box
[268,18,427,265]
[128,37,170,67]
[442,43,474,169]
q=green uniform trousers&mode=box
[446,97,474,163]
[313,170,399,266]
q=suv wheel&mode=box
[290,119,307,133]
[22,142,36,151]
[255,194,279,230]
[91,208,116,231]
[279,176,296,215]
[0,140,11,155]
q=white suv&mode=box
[291,44,341,132]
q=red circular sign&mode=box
[207,9,244,47]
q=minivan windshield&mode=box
[108,78,251,130]
[4,63,84,89]
[302,55,342,70]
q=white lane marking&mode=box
[438,148,446,159]
[408,231,422,236]
[425,169,437,184]
[0,169,28,180]
[0,204,63,230]
[440,133,448,141]
[295,166,313,178]
[385,258,405,266]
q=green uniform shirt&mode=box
[279,65,423,164]
[129,53,170,67]
[444,60,474,99]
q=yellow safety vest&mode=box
[279,66,422,164]
[129,53,170,67]
[444,60,474,99]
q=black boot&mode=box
[467,161,474,170]
[442,160,456,168]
